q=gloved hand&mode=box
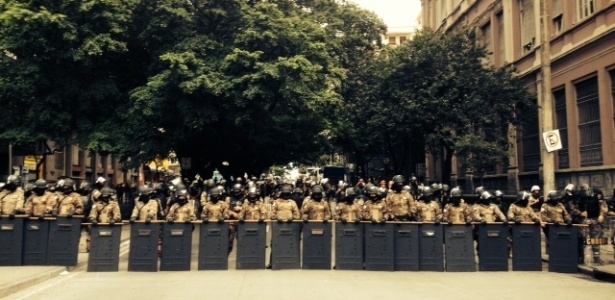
[8,213,15,220]
[52,212,58,218]
[502,220,509,226]
[434,220,441,226]
[447,221,453,227]
[277,219,283,224]
[481,220,487,226]
[91,220,99,226]
[380,219,386,224]
[218,218,225,224]
[303,217,309,224]
[167,220,174,225]
[38,215,45,221]
[553,221,560,227]
[129,218,136,224]
[514,220,521,225]
[202,218,209,224]
[239,218,245,224]
[341,218,347,225]
[258,218,264,224]
[354,219,361,224]
[566,221,573,228]
[145,218,151,225]
[465,220,472,226]
[322,219,328,224]
[66,213,73,219]
[371,218,377,224]
[534,220,541,226]
[185,220,191,224]
[286,219,293,224]
[109,220,115,225]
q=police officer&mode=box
[89,187,121,224]
[335,187,362,223]
[200,187,227,222]
[0,175,24,217]
[416,187,442,223]
[301,185,331,221]
[362,186,388,223]
[573,184,608,265]
[291,187,305,209]
[270,185,300,222]
[443,187,472,224]
[226,184,245,255]
[239,187,267,221]
[130,186,161,222]
[529,185,543,212]
[167,189,196,223]
[540,190,572,254]
[386,175,416,221]
[53,178,84,217]
[507,191,541,224]
[473,191,507,223]
[493,190,511,215]
[24,179,54,218]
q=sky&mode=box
[350,0,423,30]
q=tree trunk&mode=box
[442,147,454,186]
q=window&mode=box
[576,77,602,166]
[55,152,65,170]
[399,36,407,44]
[554,89,569,169]
[553,14,563,34]
[388,36,396,45]
[522,113,540,172]
[519,0,535,53]
[480,22,492,61]
[610,69,615,128]
[496,12,506,65]
[72,145,80,166]
[577,0,595,20]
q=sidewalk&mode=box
[0,225,131,299]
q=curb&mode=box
[541,255,615,281]
[0,266,66,299]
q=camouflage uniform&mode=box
[385,191,416,221]
[54,192,84,216]
[443,202,472,223]
[334,201,362,222]
[540,202,572,223]
[270,198,300,221]
[0,189,25,215]
[473,203,507,222]
[25,191,54,217]
[89,200,122,223]
[507,203,540,222]
[362,199,388,221]
[201,200,229,220]
[301,197,332,221]
[166,202,197,222]
[240,200,268,220]
[416,200,443,222]
[131,199,161,221]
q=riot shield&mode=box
[394,222,420,271]
[364,222,394,271]
[160,223,193,271]
[271,222,301,270]
[302,221,332,270]
[198,222,229,270]
[22,218,50,265]
[419,223,444,271]
[47,216,82,266]
[87,224,123,272]
[511,223,542,271]
[444,224,476,272]
[236,221,266,269]
[334,222,363,270]
[548,225,578,273]
[128,222,161,272]
[477,224,508,271]
[0,216,24,266]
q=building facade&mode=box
[421,0,615,194]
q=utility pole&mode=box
[539,0,555,194]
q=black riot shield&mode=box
[477,224,508,271]
[22,218,50,265]
[47,217,82,266]
[364,223,394,271]
[548,225,578,273]
[302,222,332,270]
[87,224,122,272]
[160,223,193,271]
[236,222,266,269]
[0,216,24,266]
[198,222,229,270]
[394,222,420,271]
[419,223,444,271]
[444,225,476,272]
[271,222,301,270]
[335,222,363,270]
[128,222,161,272]
[512,224,542,271]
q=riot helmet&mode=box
[232,183,243,196]
[516,191,530,207]
[392,175,404,192]
[421,187,434,201]
[402,185,412,193]
[546,190,560,205]
[367,186,378,200]
[62,178,75,195]
[280,185,292,200]
[34,179,47,196]
[311,185,324,201]
[5,175,19,191]
[494,190,504,204]
[450,187,462,206]
[474,186,485,196]
[209,187,222,202]
[577,184,591,199]
[564,184,576,197]
[248,186,259,202]
[479,191,494,204]
[139,186,153,202]
[177,189,188,204]
[100,187,114,202]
